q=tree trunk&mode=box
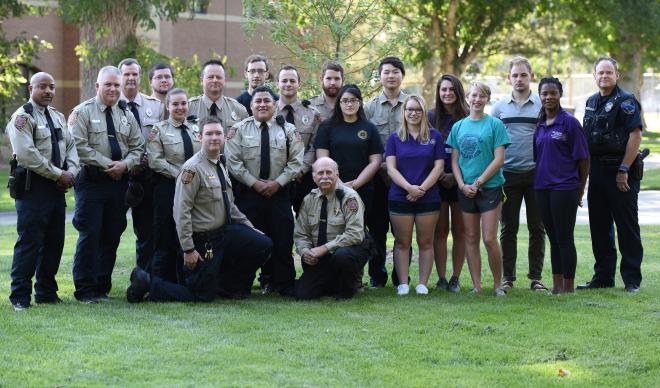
[79,3,138,99]
[612,39,647,129]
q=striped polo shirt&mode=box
[490,92,541,172]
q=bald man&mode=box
[7,72,79,310]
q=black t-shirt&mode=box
[314,118,384,182]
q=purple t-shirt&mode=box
[385,129,446,202]
[534,109,590,190]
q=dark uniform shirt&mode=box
[314,119,383,182]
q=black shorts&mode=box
[388,200,440,216]
[439,184,459,203]
[457,187,503,214]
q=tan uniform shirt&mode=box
[6,100,79,181]
[120,92,163,141]
[364,90,409,148]
[276,99,321,174]
[188,94,248,130]
[225,116,304,188]
[309,94,335,122]
[294,182,365,255]
[69,97,144,170]
[147,118,202,179]
[173,149,252,251]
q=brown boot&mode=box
[563,278,575,294]
[552,274,564,294]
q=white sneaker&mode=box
[397,284,410,295]
[415,284,429,295]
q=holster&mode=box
[7,155,29,199]
[630,153,644,181]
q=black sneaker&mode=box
[78,296,98,304]
[447,276,461,293]
[35,297,63,305]
[576,280,614,290]
[12,301,30,311]
[435,277,449,290]
[624,285,640,293]
[126,267,151,303]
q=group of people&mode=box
[6,52,644,310]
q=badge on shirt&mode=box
[181,169,196,184]
[67,111,78,127]
[231,111,238,121]
[302,115,310,125]
[146,108,153,117]
[604,101,614,112]
[621,99,636,115]
[14,115,27,130]
[345,198,359,213]
[357,130,368,140]
[121,116,128,126]
[278,132,285,140]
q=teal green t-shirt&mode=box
[446,115,511,188]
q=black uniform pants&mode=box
[131,171,154,271]
[536,189,580,279]
[237,187,296,293]
[292,171,315,215]
[587,161,643,287]
[150,177,183,283]
[10,174,65,305]
[295,246,369,300]
[500,169,546,282]
[148,224,272,302]
[367,175,389,286]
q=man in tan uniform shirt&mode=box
[188,59,248,131]
[294,157,369,300]
[126,117,272,302]
[69,65,144,303]
[7,72,79,310]
[276,65,322,212]
[309,60,344,122]
[226,85,304,296]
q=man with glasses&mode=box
[148,63,175,105]
[237,54,278,116]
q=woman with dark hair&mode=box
[534,77,589,294]
[138,88,201,297]
[429,74,469,293]
[315,84,383,217]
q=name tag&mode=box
[92,119,101,123]
[585,107,595,111]
[166,133,174,137]
[244,135,253,139]
[38,125,46,129]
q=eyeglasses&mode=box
[247,69,267,75]
[405,108,423,114]
[340,98,360,105]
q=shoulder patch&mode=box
[148,127,159,142]
[294,130,302,142]
[621,99,636,115]
[67,111,78,127]
[345,197,359,213]
[181,169,196,184]
[14,115,27,130]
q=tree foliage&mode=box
[0,1,51,106]
[57,0,194,99]
[243,0,396,97]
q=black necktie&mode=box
[216,161,233,225]
[105,106,122,161]
[44,108,61,167]
[284,104,295,125]
[317,195,328,246]
[259,122,270,180]
[127,101,142,129]
[179,124,194,160]
[210,102,219,117]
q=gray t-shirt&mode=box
[490,92,541,172]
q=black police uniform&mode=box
[583,85,643,288]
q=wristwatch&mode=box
[618,164,630,174]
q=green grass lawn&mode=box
[1,224,658,386]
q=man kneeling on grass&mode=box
[126,117,272,302]
[294,157,370,300]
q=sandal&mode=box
[531,280,549,292]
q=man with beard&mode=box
[148,63,175,104]
[309,61,344,121]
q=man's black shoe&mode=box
[624,285,640,293]
[126,267,150,303]
[12,301,31,311]
[576,280,614,290]
[78,296,98,304]
[36,297,63,305]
